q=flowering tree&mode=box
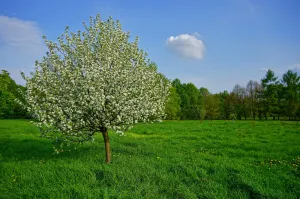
[20,14,170,163]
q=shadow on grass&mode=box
[0,137,100,162]
[227,168,264,198]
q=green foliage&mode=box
[167,69,300,121]
[261,69,281,119]
[218,90,230,119]
[282,70,300,119]
[165,87,181,120]
[0,70,28,119]
[0,120,299,198]
[183,83,201,119]
[0,91,15,118]
[205,94,220,119]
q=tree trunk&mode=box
[278,116,279,120]
[273,116,275,120]
[264,113,267,120]
[101,128,111,164]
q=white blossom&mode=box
[20,14,170,143]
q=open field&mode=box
[0,120,299,199]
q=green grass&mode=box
[0,120,299,199]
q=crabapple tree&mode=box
[19,14,170,163]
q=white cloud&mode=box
[0,16,46,84]
[166,33,205,60]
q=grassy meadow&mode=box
[0,120,299,199]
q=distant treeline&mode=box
[0,70,29,119]
[165,69,300,121]
[1,69,300,120]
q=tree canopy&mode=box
[19,15,170,163]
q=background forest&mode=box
[1,68,299,121]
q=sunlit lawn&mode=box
[0,119,299,198]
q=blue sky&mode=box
[1,0,300,93]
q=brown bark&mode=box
[101,128,111,164]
